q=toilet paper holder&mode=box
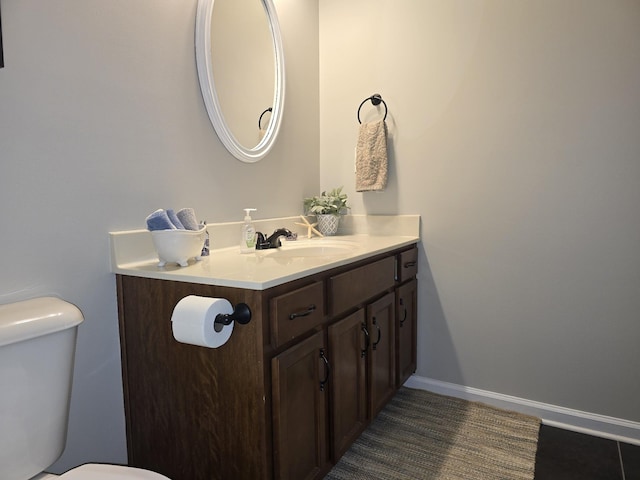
[171,296,252,348]
[214,302,251,329]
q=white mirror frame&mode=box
[195,0,285,163]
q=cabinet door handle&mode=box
[361,323,370,358]
[372,317,382,350]
[399,298,407,327]
[319,348,330,392]
[289,304,316,320]
[404,261,416,268]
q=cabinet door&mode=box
[272,330,329,480]
[366,292,396,419]
[396,278,417,387]
[328,309,367,461]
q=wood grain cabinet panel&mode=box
[271,281,325,348]
[396,278,417,387]
[397,247,418,283]
[329,256,396,316]
[366,292,396,419]
[397,246,418,283]
[272,330,329,480]
[116,277,270,480]
[328,309,367,461]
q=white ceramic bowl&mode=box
[150,226,207,267]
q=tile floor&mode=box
[534,425,640,479]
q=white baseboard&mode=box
[405,375,640,446]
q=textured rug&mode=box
[326,387,541,480]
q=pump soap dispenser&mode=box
[240,208,257,253]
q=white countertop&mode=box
[110,215,420,290]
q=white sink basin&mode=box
[264,240,360,258]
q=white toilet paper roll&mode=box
[171,295,234,348]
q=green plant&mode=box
[303,186,350,216]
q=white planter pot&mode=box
[316,214,340,236]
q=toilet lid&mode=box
[60,463,171,479]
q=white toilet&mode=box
[0,297,170,480]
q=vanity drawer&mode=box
[397,247,418,283]
[329,256,396,316]
[271,281,325,347]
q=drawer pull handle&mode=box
[319,348,330,392]
[399,298,407,327]
[372,317,382,350]
[404,261,417,268]
[289,304,316,320]
[361,324,370,358]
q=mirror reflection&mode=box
[211,0,275,147]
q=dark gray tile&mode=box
[620,442,640,479]
[534,425,623,479]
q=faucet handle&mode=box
[255,232,269,250]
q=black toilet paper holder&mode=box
[214,302,252,328]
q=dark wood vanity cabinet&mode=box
[116,244,417,480]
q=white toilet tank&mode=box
[0,297,84,480]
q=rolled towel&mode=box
[146,209,177,231]
[177,208,199,230]
[166,209,185,229]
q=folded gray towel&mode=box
[356,119,388,192]
[177,208,199,230]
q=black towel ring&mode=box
[357,94,388,124]
[258,107,272,129]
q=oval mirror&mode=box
[195,0,285,163]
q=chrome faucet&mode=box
[255,228,293,250]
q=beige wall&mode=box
[321,0,640,422]
[0,0,318,472]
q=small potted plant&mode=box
[303,186,349,236]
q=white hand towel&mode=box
[356,119,388,192]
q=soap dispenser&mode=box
[240,208,257,254]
